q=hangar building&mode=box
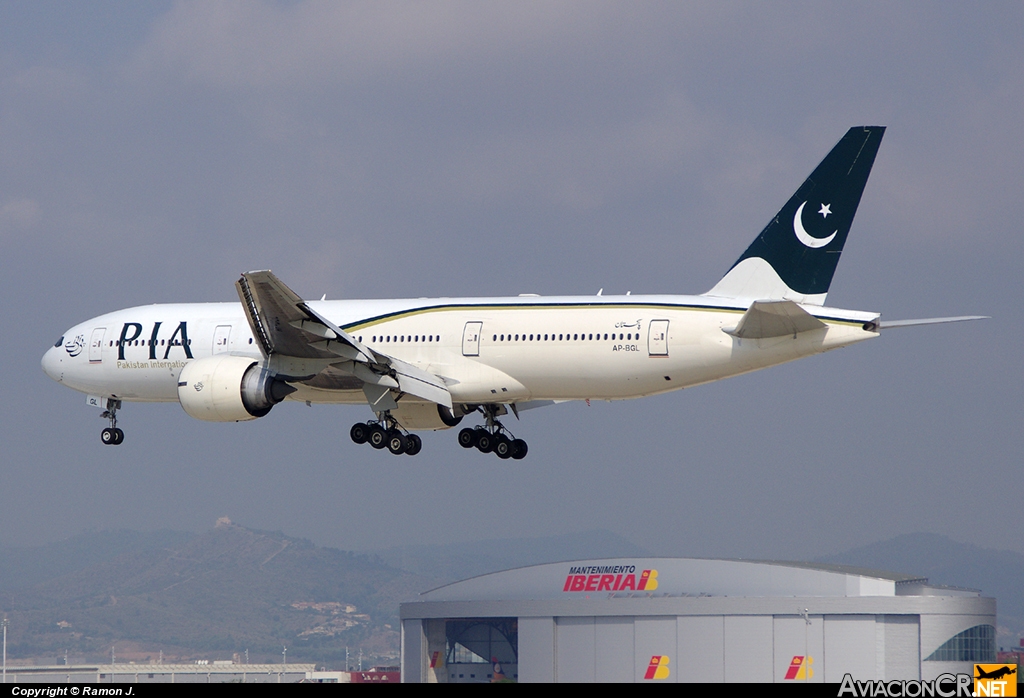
[400,558,995,683]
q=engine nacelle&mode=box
[177,356,294,422]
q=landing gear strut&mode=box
[349,412,422,456]
[457,405,528,460]
[100,398,124,446]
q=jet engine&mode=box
[177,355,295,422]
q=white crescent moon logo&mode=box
[793,201,837,248]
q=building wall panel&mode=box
[824,615,877,682]
[633,617,677,683]
[518,617,555,683]
[773,615,824,682]
[595,617,634,683]
[400,618,423,684]
[556,617,595,682]
[881,615,920,680]
[677,615,724,683]
[724,616,773,682]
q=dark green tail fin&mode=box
[706,126,885,305]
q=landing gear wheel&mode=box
[458,428,478,449]
[350,423,370,444]
[368,425,388,449]
[494,434,512,459]
[476,431,494,453]
[387,430,408,455]
[511,439,528,460]
[100,399,124,446]
[404,434,422,456]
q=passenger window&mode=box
[515,334,519,341]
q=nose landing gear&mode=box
[100,399,124,445]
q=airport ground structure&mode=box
[0,663,317,683]
[400,558,996,683]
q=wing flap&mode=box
[724,299,827,339]
[236,270,452,409]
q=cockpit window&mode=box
[54,336,64,348]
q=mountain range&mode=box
[0,526,1019,665]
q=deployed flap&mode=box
[235,270,452,408]
[236,271,371,361]
[386,356,452,408]
[724,300,827,339]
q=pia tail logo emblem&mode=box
[784,655,813,680]
[644,655,670,680]
[793,200,837,248]
[974,664,1017,697]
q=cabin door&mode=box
[648,320,669,356]
[462,322,483,357]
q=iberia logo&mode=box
[784,655,813,680]
[644,655,670,680]
[562,566,658,592]
[974,664,1017,697]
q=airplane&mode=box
[975,666,1016,681]
[41,126,985,458]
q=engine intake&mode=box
[177,355,295,422]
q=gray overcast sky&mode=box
[1,2,1019,560]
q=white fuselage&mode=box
[42,294,879,408]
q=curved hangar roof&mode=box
[418,558,936,602]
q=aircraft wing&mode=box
[723,300,827,339]
[235,270,451,408]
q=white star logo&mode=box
[818,203,832,219]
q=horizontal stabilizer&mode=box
[877,316,989,330]
[724,300,826,339]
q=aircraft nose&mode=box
[42,344,63,382]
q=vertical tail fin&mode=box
[705,126,885,305]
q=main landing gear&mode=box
[100,398,124,446]
[457,405,528,460]
[349,412,422,456]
